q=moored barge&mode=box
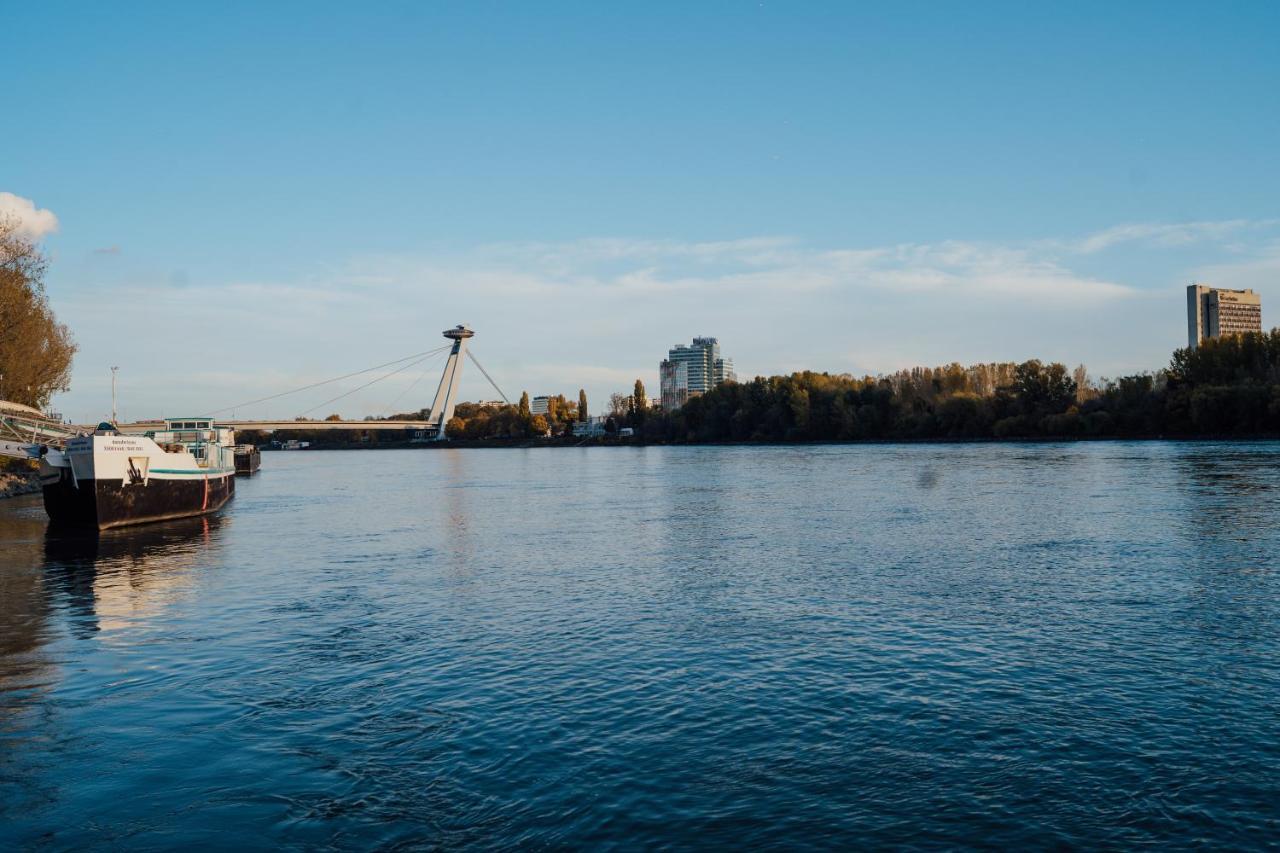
[233,445,261,475]
[39,417,236,529]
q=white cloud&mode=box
[0,192,59,240]
[1071,219,1280,254]
[415,235,1134,304]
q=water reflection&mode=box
[1,511,224,751]
[41,516,222,635]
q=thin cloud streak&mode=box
[1068,219,1280,254]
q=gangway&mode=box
[0,400,83,460]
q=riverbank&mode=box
[0,468,39,499]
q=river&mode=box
[1,444,1278,847]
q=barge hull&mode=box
[43,470,234,530]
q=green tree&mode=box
[578,388,588,422]
[632,379,649,424]
[0,216,77,408]
[1011,360,1076,414]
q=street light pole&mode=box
[111,366,119,425]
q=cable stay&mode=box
[296,349,448,418]
[85,324,511,442]
[210,345,452,416]
[466,349,510,404]
[381,362,437,417]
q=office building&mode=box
[531,395,551,416]
[1187,284,1262,348]
[660,359,689,411]
[660,337,737,411]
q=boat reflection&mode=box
[42,514,224,635]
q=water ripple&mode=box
[1,443,1279,847]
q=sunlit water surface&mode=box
[1,444,1278,848]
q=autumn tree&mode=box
[0,216,76,408]
[633,379,648,413]
[542,393,576,433]
[578,388,588,421]
[518,391,531,419]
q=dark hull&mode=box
[43,470,234,530]
[234,447,261,476]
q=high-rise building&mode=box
[1187,284,1262,348]
[714,357,736,386]
[660,359,689,411]
[660,337,736,411]
[530,395,551,416]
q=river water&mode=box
[1,444,1277,848]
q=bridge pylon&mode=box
[426,324,475,440]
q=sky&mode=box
[3,1,1280,422]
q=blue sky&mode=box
[4,1,1279,421]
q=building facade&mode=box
[530,395,551,416]
[660,359,689,411]
[660,337,737,411]
[1187,284,1262,348]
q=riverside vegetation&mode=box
[434,332,1280,444]
[0,214,76,492]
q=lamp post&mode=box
[111,366,119,425]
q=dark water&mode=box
[1,444,1278,849]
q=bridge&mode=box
[1,324,506,455]
[204,419,435,433]
[165,324,497,439]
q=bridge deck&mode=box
[115,420,438,433]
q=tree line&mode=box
[445,390,589,440]
[620,332,1280,443]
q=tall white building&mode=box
[660,337,737,411]
[1187,284,1262,348]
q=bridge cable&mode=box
[381,355,443,417]
[210,345,452,416]
[466,349,510,404]
[296,351,444,418]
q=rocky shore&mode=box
[0,469,40,499]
